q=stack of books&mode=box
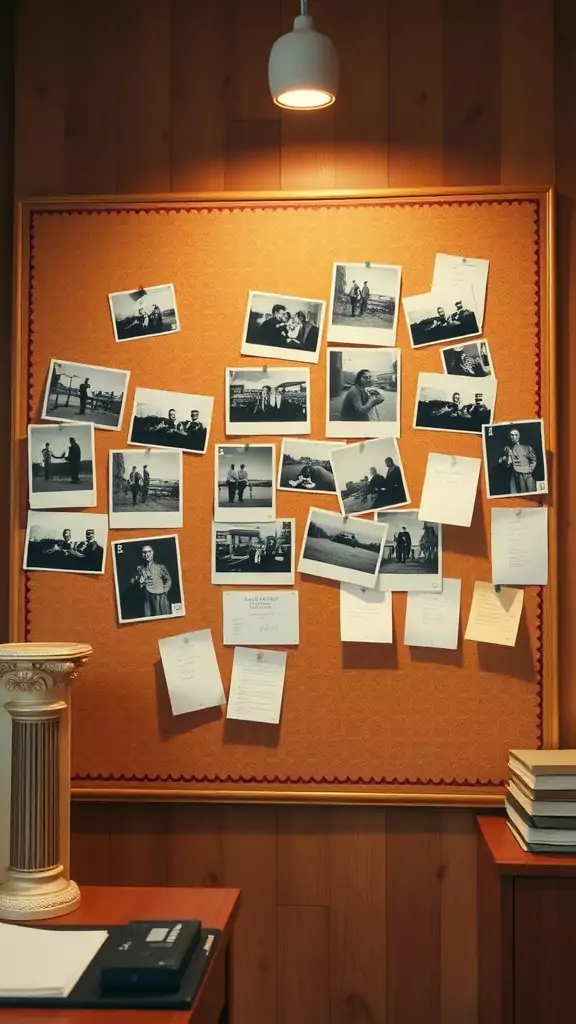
[506,749,576,854]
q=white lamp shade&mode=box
[268,15,339,109]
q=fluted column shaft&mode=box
[10,713,61,872]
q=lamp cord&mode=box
[300,0,308,15]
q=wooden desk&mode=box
[0,886,241,1024]
[477,815,576,1024]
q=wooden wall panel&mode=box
[499,0,555,184]
[330,0,388,189]
[555,0,576,747]
[386,809,442,1023]
[221,806,278,1024]
[388,0,443,186]
[328,808,387,1024]
[166,803,224,888]
[170,0,226,192]
[278,905,330,1024]
[440,811,478,1024]
[442,0,501,184]
[114,1,172,193]
[8,1,573,1022]
[14,0,65,194]
[63,1,118,194]
[280,0,335,190]
[0,0,12,644]
[107,802,170,885]
[277,807,329,906]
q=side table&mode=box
[477,814,576,1024]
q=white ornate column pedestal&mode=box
[0,643,92,921]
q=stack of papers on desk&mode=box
[0,921,107,998]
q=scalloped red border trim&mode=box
[25,198,543,790]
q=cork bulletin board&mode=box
[11,188,557,805]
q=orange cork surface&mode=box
[12,194,556,798]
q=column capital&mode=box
[0,643,92,700]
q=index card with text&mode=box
[404,579,461,650]
[340,583,393,643]
[465,581,523,647]
[158,629,226,716]
[226,647,287,724]
[432,253,490,327]
[223,590,299,646]
[491,507,548,586]
[419,453,481,527]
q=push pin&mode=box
[365,260,371,268]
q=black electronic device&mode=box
[99,919,202,995]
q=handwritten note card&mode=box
[432,252,490,326]
[226,647,287,724]
[419,453,481,527]
[340,583,393,643]
[465,581,524,647]
[491,507,548,586]
[158,629,226,716]
[404,579,461,650]
[223,590,299,646]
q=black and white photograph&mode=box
[278,439,345,494]
[225,368,310,436]
[128,387,214,454]
[109,449,183,529]
[403,286,480,348]
[441,339,493,377]
[373,511,442,592]
[112,535,185,624]
[212,519,295,586]
[298,507,387,588]
[482,419,548,499]
[41,359,130,432]
[215,444,276,522]
[240,291,325,364]
[23,511,107,574]
[28,423,96,509]
[327,261,402,347]
[326,348,400,439]
[108,283,180,342]
[413,373,497,435]
[330,437,410,516]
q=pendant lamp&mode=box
[268,0,338,110]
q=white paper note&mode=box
[404,578,461,650]
[226,647,287,724]
[158,629,226,716]
[340,583,393,643]
[491,507,548,586]
[465,581,524,647]
[0,923,108,998]
[223,590,299,646]
[432,253,490,327]
[419,453,481,527]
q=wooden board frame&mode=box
[10,187,558,807]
